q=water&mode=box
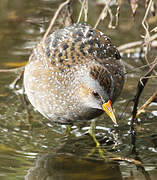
[0,0,157,179]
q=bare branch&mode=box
[111,156,141,165]
[77,0,88,23]
[42,0,71,43]
[118,33,157,52]
[94,4,108,28]
[115,3,120,27]
[131,57,157,126]
[0,66,25,73]
[136,90,157,117]
[84,0,88,22]
[77,0,86,23]
[94,0,117,29]
[129,0,138,18]
[142,0,153,65]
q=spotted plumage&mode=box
[24,23,125,124]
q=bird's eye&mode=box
[92,91,100,98]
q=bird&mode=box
[24,23,125,146]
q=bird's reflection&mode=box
[25,128,123,180]
[25,152,122,180]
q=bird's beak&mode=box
[102,100,117,125]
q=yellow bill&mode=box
[102,100,117,125]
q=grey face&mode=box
[75,66,110,109]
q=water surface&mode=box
[0,0,157,180]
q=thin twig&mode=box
[118,41,143,52]
[42,0,71,43]
[62,2,73,26]
[94,5,108,28]
[94,0,118,29]
[111,156,142,165]
[115,4,120,27]
[77,0,86,23]
[84,0,88,22]
[141,0,153,65]
[131,57,157,126]
[107,5,115,29]
[124,60,157,75]
[11,70,24,89]
[130,57,157,155]
[118,33,157,52]
[0,66,25,73]
[140,75,157,86]
[136,90,157,117]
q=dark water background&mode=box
[0,0,157,179]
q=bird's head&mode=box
[77,82,117,125]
